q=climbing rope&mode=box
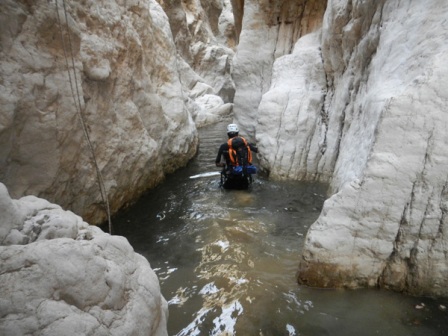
[55,0,113,234]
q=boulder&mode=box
[0,183,168,335]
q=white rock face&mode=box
[232,0,328,139]
[298,0,448,296]
[192,94,233,127]
[231,4,278,139]
[160,0,237,103]
[256,31,327,180]
[0,0,241,225]
[0,183,168,335]
[234,0,448,296]
[0,0,198,224]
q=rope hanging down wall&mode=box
[55,0,113,233]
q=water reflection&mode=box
[113,121,448,336]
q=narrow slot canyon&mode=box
[1,1,448,335]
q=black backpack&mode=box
[227,136,252,169]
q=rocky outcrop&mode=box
[0,183,168,335]
[232,0,448,296]
[0,0,241,224]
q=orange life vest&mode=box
[227,136,252,166]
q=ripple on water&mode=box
[112,121,448,336]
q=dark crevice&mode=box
[318,47,330,157]
[230,0,244,44]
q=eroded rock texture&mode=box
[232,0,448,296]
[0,183,168,336]
[0,0,202,224]
[0,1,238,334]
[159,0,236,104]
[232,0,328,139]
[298,0,448,297]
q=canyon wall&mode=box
[0,0,197,224]
[233,0,448,296]
[298,0,448,297]
[232,0,328,140]
[0,0,236,224]
[159,0,236,126]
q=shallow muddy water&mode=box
[113,121,448,336]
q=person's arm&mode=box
[215,144,226,167]
[249,143,258,153]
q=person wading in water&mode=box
[215,123,258,189]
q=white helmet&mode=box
[227,123,239,133]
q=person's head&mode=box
[227,123,239,138]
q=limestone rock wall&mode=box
[159,0,236,103]
[256,30,327,180]
[298,0,448,297]
[233,0,448,296]
[0,0,199,224]
[232,0,328,139]
[0,183,168,336]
